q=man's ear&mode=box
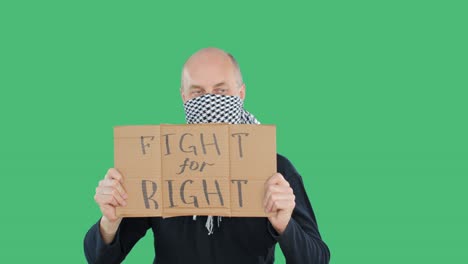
[181,88,187,103]
[239,84,246,100]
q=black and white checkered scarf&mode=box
[184,93,260,125]
[183,93,260,235]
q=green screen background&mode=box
[1,0,466,263]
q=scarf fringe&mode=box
[192,215,223,235]
[186,94,259,235]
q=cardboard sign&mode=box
[114,124,276,218]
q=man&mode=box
[84,47,330,263]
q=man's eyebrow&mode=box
[189,85,204,90]
[213,82,226,87]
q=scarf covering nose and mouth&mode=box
[183,93,260,235]
[184,93,260,125]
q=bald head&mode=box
[180,47,245,102]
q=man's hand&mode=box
[264,173,296,235]
[94,168,128,244]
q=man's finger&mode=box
[97,187,127,206]
[270,199,296,213]
[265,193,295,213]
[100,179,128,198]
[263,185,293,207]
[105,168,123,182]
[99,197,119,211]
[95,194,120,207]
[265,173,289,188]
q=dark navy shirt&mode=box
[83,154,330,263]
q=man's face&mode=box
[181,54,245,103]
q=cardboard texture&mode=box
[115,124,276,218]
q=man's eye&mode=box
[216,88,227,94]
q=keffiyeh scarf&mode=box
[183,93,260,235]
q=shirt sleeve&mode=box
[267,155,331,264]
[83,217,152,264]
